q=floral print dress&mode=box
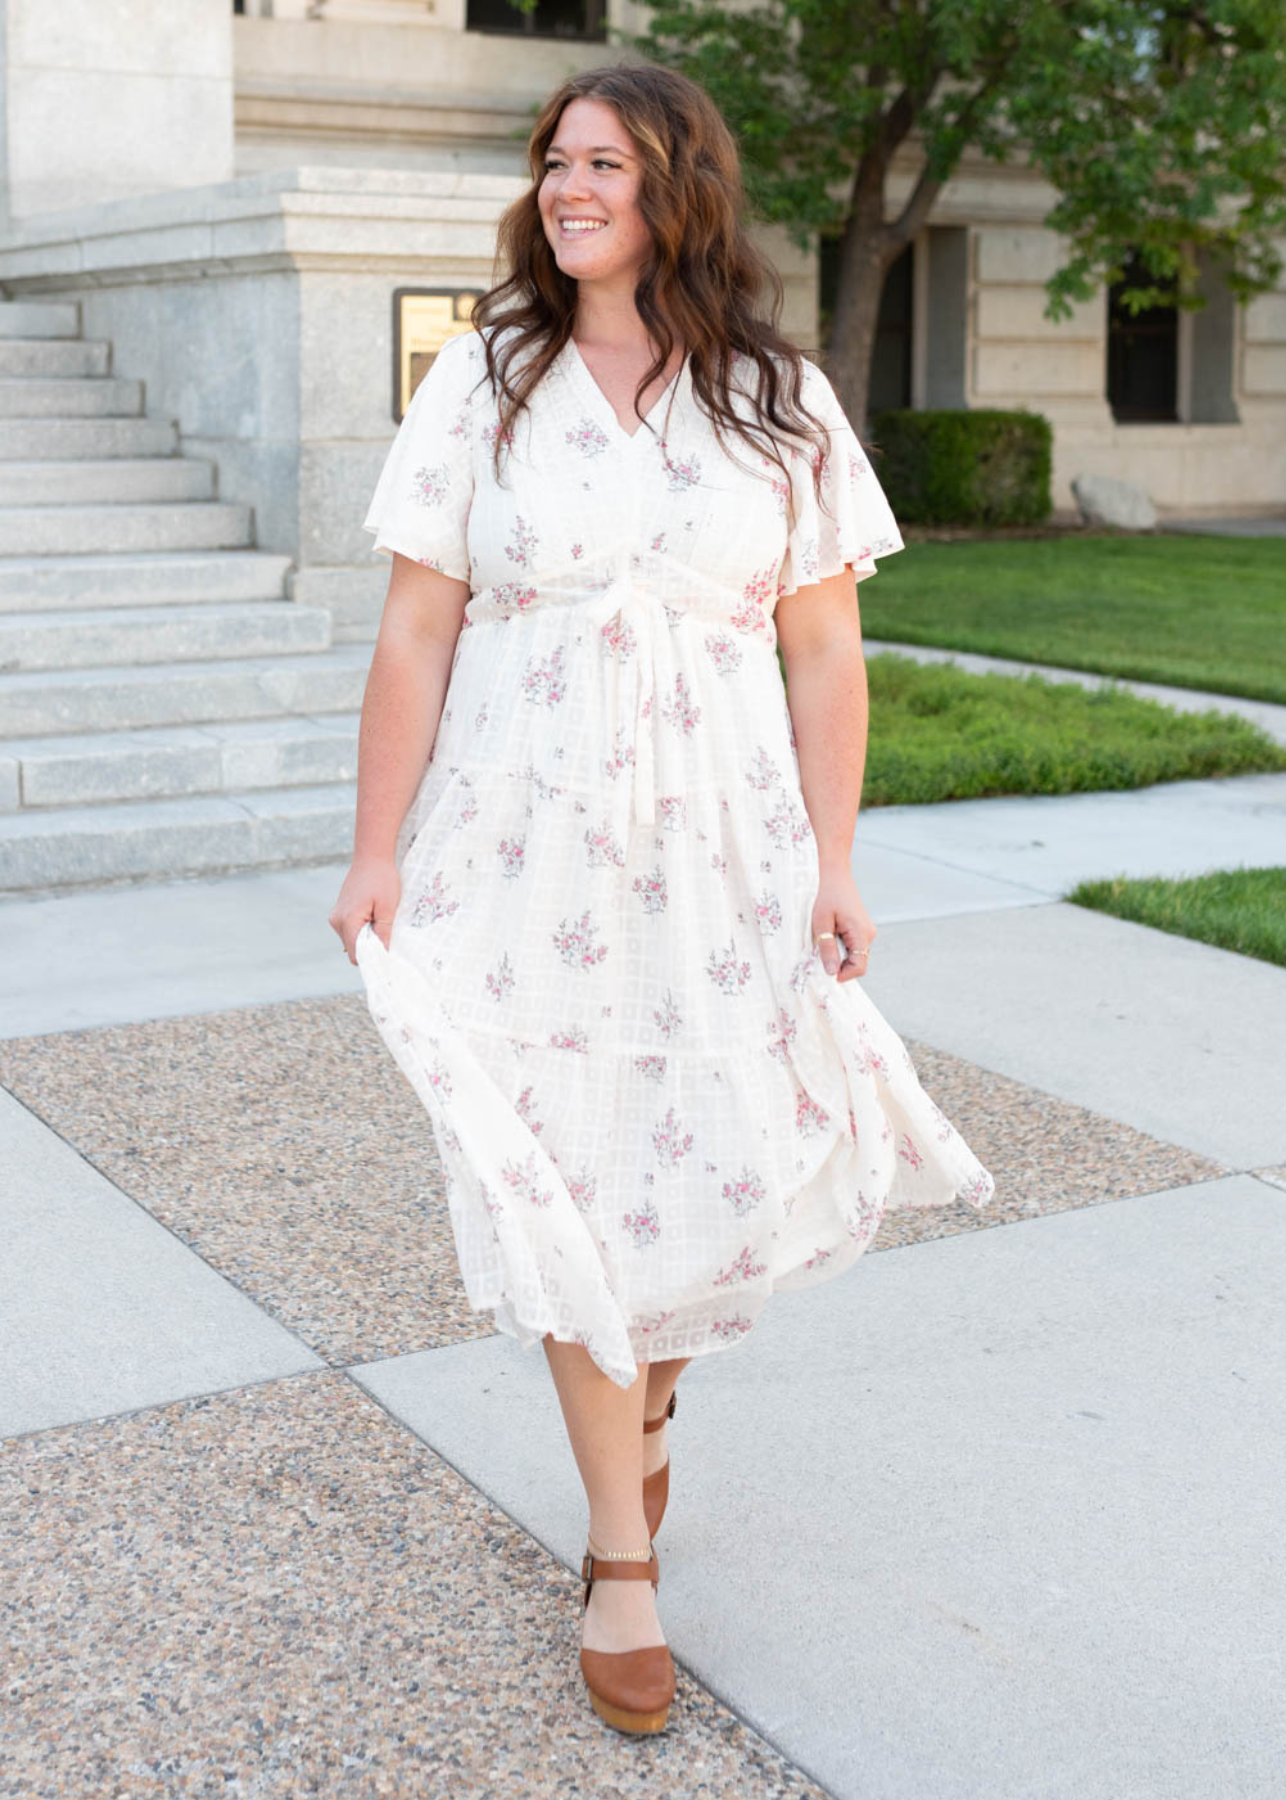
[355,326,995,1388]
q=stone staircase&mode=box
[0,301,368,895]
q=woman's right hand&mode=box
[329,855,402,964]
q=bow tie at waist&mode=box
[583,571,661,829]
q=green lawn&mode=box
[859,535,1286,705]
[846,653,1286,808]
[1067,867,1286,968]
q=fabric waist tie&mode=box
[582,570,658,828]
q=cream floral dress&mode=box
[355,326,995,1388]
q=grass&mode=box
[1066,867,1286,968]
[840,653,1286,808]
[858,535,1286,705]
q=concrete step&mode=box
[0,501,251,556]
[0,302,80,340]
[0,458,214,507]
[0,340,109,378]
[0,781,357,894]
[0,602,332,674]
[1,714,360,809]
[0,646,371,737]
[0,550,291,613]
[0,377,142,418]
[0,417,177,460]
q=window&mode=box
[818,237,913,411]
[1107,254,1178,423]
[466,0,605,39]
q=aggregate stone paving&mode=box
[0,1371,832,1800]
[0,992,1225,1366]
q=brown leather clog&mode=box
[579,1545,674,1734]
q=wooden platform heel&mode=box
[579,1544,675,1734]
[641,1387,677,1541]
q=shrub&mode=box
[869,408,1053,527]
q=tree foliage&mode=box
[616,0,1286,423]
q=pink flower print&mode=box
[410,463,450,506]
[424,1057,453,1104]
[653,989,683,1038]
[584,821,626,869]
[706,938,752,995]
[659,438,702,491]
[663,603,686,631]
[755,890,783,934]
[521,644,567,708]
[552,908,609,971]
[711,852,728,878]
[713,1244,768,1287]
[599,612,637,660]
[515,1085,544,1137]
[792,534,821,586]
[847,1103,859,1143]
[549,1025,589,1052]
[745,746,780,792]
[409,871,459,927]
[570,541,585,560]
[795,1091,831,1137]
[501,1152,554,1208]
[633,1308,676,1335]
[634,1053,667,1081]
[482,417,514,451]
[485,950,516,1002]
[623,1199,661,1248]
[454,780,478,828]
[730,566,777,636]
[633,866,668,914]
[651,532,668,552]
[602,726,636,782]
[504,513,539,567]
[898,1132,924,1171]
[657,795,687,832]
[494,581,538,617]
[788,950,815,994]
[960,1167,996,1207]
[858,1026,891,1080]
[723,1166,765,1216]
[766,1006,797,1063]
[660,670,701,735]
[474,700,489,731]
[497,835,526,879]
[711,1314,753,1342]
[924,1097,958,1143]
[567,416,611,457]
[480,1179,504,1220]
[759,454,790,516]
[764,793,813,848]
[804,1245,835,1271]
[567,1168,598,1212]
[652,1105,694,1168]
[703,631,744,675]
[447,399,472,440]
[848,447,871,482]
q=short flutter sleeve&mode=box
[362,330,477,582]
[777,360,905,597]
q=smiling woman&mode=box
[328,57,995,1739]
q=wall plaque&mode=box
[393,288,481,422]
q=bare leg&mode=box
[543,1334,667,1655]
[642,1355,691,1478]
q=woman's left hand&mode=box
[811,863,877,983]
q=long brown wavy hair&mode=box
[467,59,833,520]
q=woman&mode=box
[330,60,995,1737]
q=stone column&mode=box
[0,0,233,223]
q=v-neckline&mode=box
[565,337,685,444]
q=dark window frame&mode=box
[1107,253,1179,424]
[465,0,606,41]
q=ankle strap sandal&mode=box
[642,1388,677,1540]
[579,1545,673,1735]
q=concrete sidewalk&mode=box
[3,764,1284,1798]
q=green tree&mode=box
[620,0,1286,428]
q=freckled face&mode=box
[538,96,654,285]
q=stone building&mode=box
[0,0,1282,891]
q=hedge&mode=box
[868,408,1053,527]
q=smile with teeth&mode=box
[560,219,608,233]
